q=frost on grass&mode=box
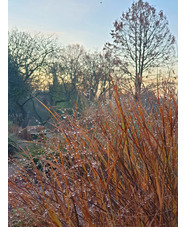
[9,83,178,226]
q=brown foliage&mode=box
[9,81,178,226]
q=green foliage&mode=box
[8,29,59,127]
[8,53,31,116]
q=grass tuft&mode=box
[9,80,178,226]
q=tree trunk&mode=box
[135,74,142,100]
[16,101,29,128]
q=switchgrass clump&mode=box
[9,81,178,226]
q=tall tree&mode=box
[104,0,176,98]
[59,44,85,86]
[8,29,59,87]
[82,50,116,101]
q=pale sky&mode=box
[8,0,178,51]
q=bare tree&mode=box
[8,29,59,85]
[104,0,176,98]
[59,44,85,85]
[82,50,117,101]
[58,46,118,102]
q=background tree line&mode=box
[8,0,176,128]
[8,30,118,128]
